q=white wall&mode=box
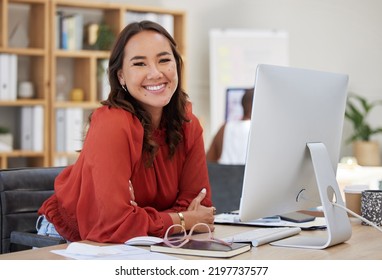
[93,0,382,159]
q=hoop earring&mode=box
[121,85,127,92]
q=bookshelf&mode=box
[0,0,49,169]
[0,0,186,168]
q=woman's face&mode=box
[118,30,178,116]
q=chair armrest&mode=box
[10,231,66,248]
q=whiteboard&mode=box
[209,29,289,136]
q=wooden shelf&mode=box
[0,0,49,169]
[0,47,46,55]
[0,99,47,106]
[54,49,110,58]
[54,101,101,109]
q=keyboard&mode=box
[222,227,301,247]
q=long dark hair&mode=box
[100,21,189,167]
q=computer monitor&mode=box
[239,64,352,249]
[225,88,247,121]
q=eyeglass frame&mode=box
[163,222,232,249]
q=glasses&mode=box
[163,223,232,249]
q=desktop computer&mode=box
[238,64,352,249]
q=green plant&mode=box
[345,93,382,143]
[93,23,115,51]
[0,127,10,134]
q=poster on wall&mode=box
[209,29,289,137]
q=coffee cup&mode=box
[378,180,382,190]
[344,185,369,216]
[361,190,382,226]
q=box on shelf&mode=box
[0,133,13,152]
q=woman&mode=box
[206,88,254,164]
[38,21,215,243]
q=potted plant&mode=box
[345,93,382,166]
[95,23,115,50]
[0,126,13,152]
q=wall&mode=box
[91,0,382,159]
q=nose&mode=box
[147,64,163,80]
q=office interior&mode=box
[1,0,382,262]
[0,0,381,204]
[1,0,382,160]
[133,0,382,195]
[132,0,382,161]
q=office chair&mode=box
[207,162,245,214]
[0,167,66,254]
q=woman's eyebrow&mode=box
[157,51,172,57]
[130,51,172,61]
[130,55,146,61]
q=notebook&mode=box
[150,240,250,258]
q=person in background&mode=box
[206,88,254,164]
[37,21,215,243]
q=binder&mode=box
[20,106,33,150]
[65,108,83,152]
[99,59,110,101]
[32,105,44,151]
[56,108,66,152]
[124,12,174,36]
[9,54,18,101]
[0,54,10,100]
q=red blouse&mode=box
[39,105,212,243]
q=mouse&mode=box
[125,236,164,246]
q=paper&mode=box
[64,242,120,256]
[51,242,179,260]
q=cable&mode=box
[331,201,382,234]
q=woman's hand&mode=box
[129,180,137,206]
[183,188,216,233]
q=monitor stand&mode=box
[271,142,352,249]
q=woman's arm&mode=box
[206,124,225,162]
[163,113,216,232]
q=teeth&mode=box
[145,84,165,91]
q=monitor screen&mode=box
[225,88,247,121]
[239,64,352,249]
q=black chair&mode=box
[207,162,245,214]
[0,166,66,254]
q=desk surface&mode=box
[1,219,381,260]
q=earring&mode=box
[121,84,127,92]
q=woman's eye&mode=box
[133,62,145,66]
[159,58,171,63]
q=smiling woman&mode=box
[37,21,215,244]
[117,30,179,124]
